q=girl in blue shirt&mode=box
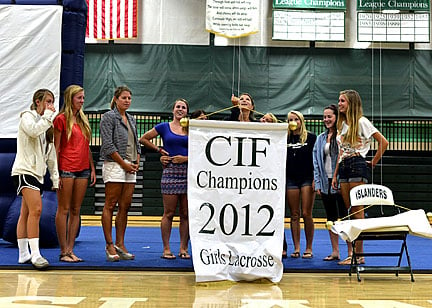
[140,99,190,260]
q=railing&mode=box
[306,117,432,152]
[87,112,172,147]
[86,112,432,152]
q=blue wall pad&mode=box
[15,0,59,4]
[60,53,84,90]
[62,10,86,54]
[63,0,87,13]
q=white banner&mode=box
[188,120,287,282]
[0,5,62,138]
[205,0,260,38]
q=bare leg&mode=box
[18,188,43,262]
[340,182,365,257]
[102,182,122,255]
[17,195,31,263]
[287,188,301,254]
[115,183,135,252]
[67,178,88,261]
[329,231,340,258]
[17,197,29,240]
[177,193,189,255]
[56,177,74,256]
[349,183,365,255]
[301,185,315,254]
[20,188,42,239]
[161,194,178,256]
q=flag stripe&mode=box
[123,0,128,38]
[86,0,137,40]
[133,0,137,37]
[119,0,123,38]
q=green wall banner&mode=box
[273,0,346,10]
[83,44,432,118]
[357,0,430,11]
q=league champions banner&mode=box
[188,120,288,282]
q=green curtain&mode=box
[83,44,432,118]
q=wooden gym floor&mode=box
[0,271,431,307]
[1,217,432,307]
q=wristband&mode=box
[158,147,163,154]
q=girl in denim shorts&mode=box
[54,85,96,263]
[331,90,389,265]
[284,110,317,259]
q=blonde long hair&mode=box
[59,85,91,141]
[287,110,308,144]
[337,89,363,146]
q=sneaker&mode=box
[31,256,49,270]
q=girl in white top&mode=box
[331,89,389,265]
[11,89,59,270]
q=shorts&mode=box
[12,174,43,196]
[338,155,369,183]
[161,163,187,194]
[286,177,312,190]
[102,160,136,183]
[60,169,90,179]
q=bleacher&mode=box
[78,113,432,218]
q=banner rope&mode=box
[339,203,412,222]
[201,105,285,123]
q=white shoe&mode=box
[31,256,49,270]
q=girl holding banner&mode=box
[140,99,190,260]
[284,110,317,259]
[331,90,389,265]
[225,93,257,122]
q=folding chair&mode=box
[348,184,414,282]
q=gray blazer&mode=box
[99,108,141,162]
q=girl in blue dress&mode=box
[140,99,190,259]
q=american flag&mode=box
[86,0,138,40]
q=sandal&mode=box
[357,257,365,264]
[290,251,300,258]
[302,252,313,259]
[69,252,84,262]
[338,256,352,265]
[59,253,76,263]
[178,252,191,259]
[323,254,340,261]
[161,252,176,260]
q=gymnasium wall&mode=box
[83,0,432,118]
[83,44,432,118]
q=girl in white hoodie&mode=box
[11,89,59,270]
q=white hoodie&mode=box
[11,109,59,189]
